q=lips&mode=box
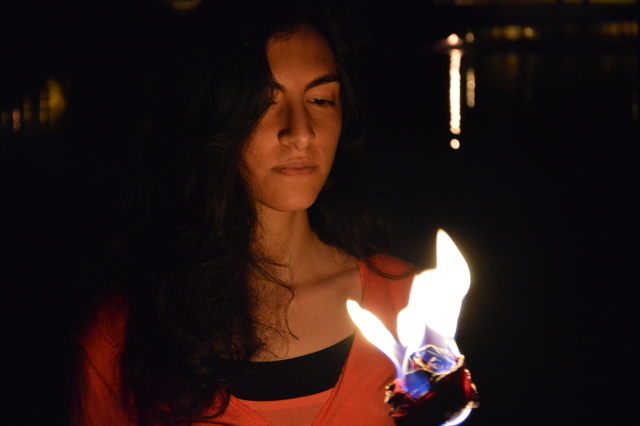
[274,160,317,176]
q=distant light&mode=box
[450,139,460,150]
[466,68,476,108]
[46,78,67,126]
[598,20,639,38]
[12,108,21,132]
[447,34,460,46]
[169,0,201,11]
[504,25,521,41]
[465,32,474,43]
[523,27,535,39]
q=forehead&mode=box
[266,26,338,81]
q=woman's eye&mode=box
[309,98,336,107]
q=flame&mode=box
[347,229,471,376]
[446,407,473,425]
[396,307,425,354]
[346,300,404,378]
[409,230,470,340]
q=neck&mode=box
[250,205,361,360]
[254,207,321,272]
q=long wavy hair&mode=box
[90,2,392,424]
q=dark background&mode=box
[1,1,638,424]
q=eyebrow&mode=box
[305,74,340,91]
[272,74,340,92]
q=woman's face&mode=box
[242,26,342,213]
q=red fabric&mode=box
[74,255,414,425]
[73,296,137,425]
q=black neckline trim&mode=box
[230,333,355,401]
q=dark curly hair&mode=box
[82,2,393,425]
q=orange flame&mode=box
[347,230,470,375]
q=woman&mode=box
[73,3,416,425]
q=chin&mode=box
[260,194,320,213]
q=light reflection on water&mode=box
[449,48,463,138]
[465,67,476,109]
[440,25,635,155]
[443,43,637,150]
[374,34,638,269]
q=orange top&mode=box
[74,255,414,425]
[236,389,332,425]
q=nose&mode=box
[278,101,314,149]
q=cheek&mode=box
[241,147,257,180]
